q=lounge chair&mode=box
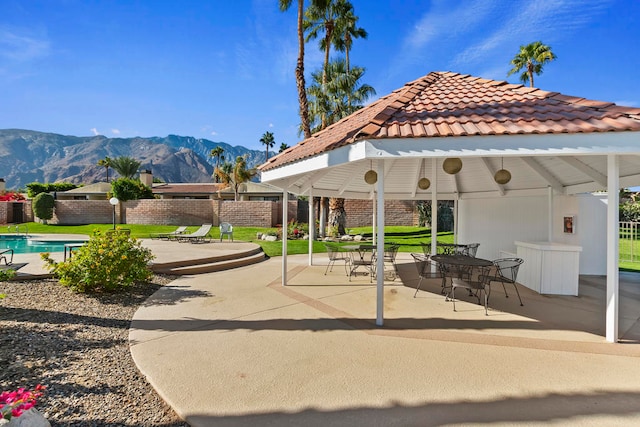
[150,226,188,240]
[178,224,213,243]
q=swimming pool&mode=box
[0,235,87,254]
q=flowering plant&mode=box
[0,385,45,420]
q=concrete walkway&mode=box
[130,252,640,427]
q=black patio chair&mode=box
[482,257,524,306]
[324,243,350,276]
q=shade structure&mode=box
[259,71,640,340]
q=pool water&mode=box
[0,235,86,254]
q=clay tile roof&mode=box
[260,71,640,172]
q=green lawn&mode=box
[11,222,640,272]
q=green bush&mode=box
[0,269,16,282]
[41,229,154,292]
[32,192,55,223]
[111,178,154,202]
[26,182,79,198]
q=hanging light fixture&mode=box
[364,160,377,184]
[494,157,512,185]
[417,159,430,190]
[443,157,462,174]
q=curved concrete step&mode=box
[150,246,263,270]
[151,250,267,275]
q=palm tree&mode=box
[97,156,112,182]
[307,59,375,133]
[507,41,557,87]
[215,156,257,201]
[333,0,366,75]
[279,143,290,153]
[210,146,225,182]
[260,131,276,161]
[110,156,141,179]
[279,0,315,139]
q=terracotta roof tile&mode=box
[260,71,640,171]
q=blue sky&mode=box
[1,0,638,151]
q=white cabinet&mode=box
[515,241,582,296]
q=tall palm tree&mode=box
[507,41,557,88]
[333,0,366,75]
[110,156,141,179]
[279,0,318,139]
[210,146,225,182]
[97,156,112,182]
[304,0,346,129]
[279,142,290,153]
[260,131,276,161]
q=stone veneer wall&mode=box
[0,202,7,224]
[344,200,417,227]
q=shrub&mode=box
[32,192,55,223]
[41,229,154,292]
[0,269,16,282]
[26,182,78,198]
[111,178,154,202]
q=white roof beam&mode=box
[521,157,565,194]
[480,157,505,196]
[297,169,334,194]
[558,156,608,188]
[411,158,424,198]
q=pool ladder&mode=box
[9,224,28,237]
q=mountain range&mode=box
[0,129,267,189]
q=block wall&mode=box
[219,201,275,227]
[344,200,417,227]
[51,200,114,224]
[124,199,216,225]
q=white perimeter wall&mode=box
[458,193,607,275]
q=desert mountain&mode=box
[0,129,266,189]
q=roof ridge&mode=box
[353,71,445,140]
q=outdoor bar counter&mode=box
[515,241,582,296]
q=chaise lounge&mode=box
[150,226,188,240]
[178,224,213,243]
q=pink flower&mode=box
[0,385,45,420]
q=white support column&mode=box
[376,161,385,326]
[372,194,377,245]
[431,158,438,255]
[548,186,554,242]
[282,193,288,286]
[606,154,620,342]
[453,196,458,244]
[308,188,314,265]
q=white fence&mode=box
[620,221,640,263]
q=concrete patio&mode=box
[129,251,640,426]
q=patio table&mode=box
[431,254,493,294]
[343,244,376,282]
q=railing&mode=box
[620,221,639,263]
[8,224,28,237]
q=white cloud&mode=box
[90,128,99,136]
[0,28,50,62]
[210,131,218,136]
[269,123,274,128]
[111,129,121,135]
[450,0,612,69]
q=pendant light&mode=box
[417,159,430,190]
[494,157,512,185]
[364,160,377,184]
[443,157,462,174]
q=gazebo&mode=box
[259,71,640,342]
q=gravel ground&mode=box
[0,276,189,427]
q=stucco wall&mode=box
[458,194,607,275]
